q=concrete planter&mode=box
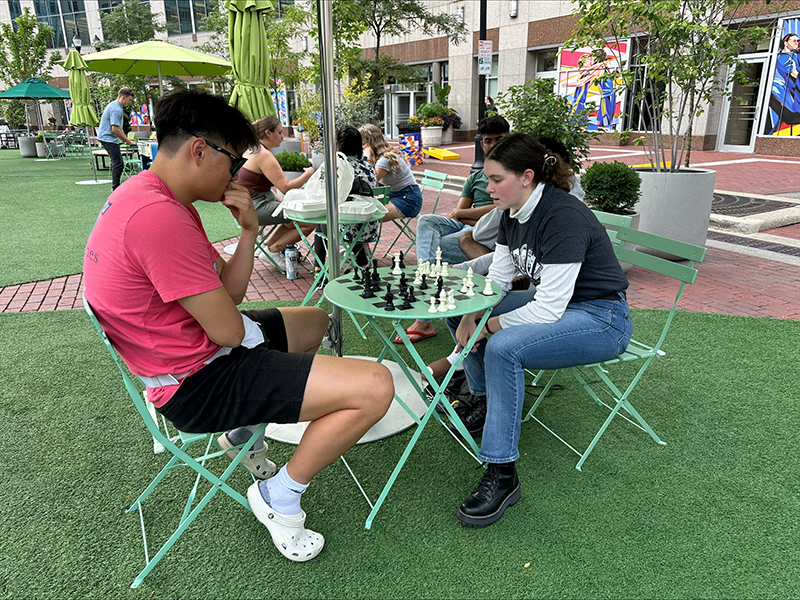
[35,141,48,158]
[634,168,717,258]
[440,126,453,146]
[18,136,36,157]
[420,126,442,148]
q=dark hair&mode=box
[118,87,134,98]
[486,132,574,193]
[337,125,363,158]
[478,115,510,136]
[781,32,798,50]
[536,136,572,168]
[485,96,493,103]
[154,89,257,156]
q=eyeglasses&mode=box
[190,133,247,177]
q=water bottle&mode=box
[285,244,299,280]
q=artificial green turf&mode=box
[1,306,798,599]
[0,149,240,287]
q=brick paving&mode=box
[2,143,799,321]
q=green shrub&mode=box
[581,160,641,215]
[416,102,445,121]
[274,150,312,171]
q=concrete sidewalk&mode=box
[2,143,798,321]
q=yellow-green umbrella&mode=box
[226,0,276,121]
[63,50,99,127]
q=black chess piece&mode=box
[399,272,407,294]
[384,283,395,311]
[406,285,416,303]
[400,294,413,310]
[361,271,375,298]
[372,259,381,282]
[398,250,405,268]
[353,266,361,282]
[436,276,444,297]
[420,273,428,290]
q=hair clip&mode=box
[543,154,557,166]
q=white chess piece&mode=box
[435,246,442,264]
[437,289,448,312]
[447,289,456,310]
[413,265,423,286]
[392,253,402,275]
[465,279,475,297]
[428,296,438,313]
[423,261,431,276]
[440,262,449,278]
[466,266,474,278]
[460,277,469,293]
[482,277,495,295]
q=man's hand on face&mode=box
[222,181,258,232]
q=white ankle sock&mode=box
[259,465,308,515]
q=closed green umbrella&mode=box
[63,50,99,127]
[226,0,276,121]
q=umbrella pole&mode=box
[157,63,163,97]
[317,0,342,358]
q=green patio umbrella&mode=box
[226,0,276,121]
[82,40,231,97]
[0,77,71,130]
[63,50,99,127]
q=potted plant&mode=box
[581,160,641,272]
[497,78,598,173]
[18,133,36,158]
[432,82,462,145]
[568,0,773,250]
[275,150,312,180]
[416,101,445,148]
[34,131,48,158]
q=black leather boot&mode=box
[449,394,486,437]
[457,462,520,527]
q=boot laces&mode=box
[473,464,501,499]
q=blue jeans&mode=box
[446,290,633,464]
[389,184,423,217]
[415,214,471,324]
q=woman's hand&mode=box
[456,313,486,352]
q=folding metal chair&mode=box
[83,300,265,588]
[524,227,707,471]
[382,169,448,258]
[121,152,142,180]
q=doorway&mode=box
[718,58,768,152]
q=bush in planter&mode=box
[274,151,312,171]
[416,102,445,123]
[581,161,641,215]
[441,108,462,132]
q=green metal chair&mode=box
[524,226,707,471]
[83,299,265,588]
[381,169,448,258]
[121,152,142,180]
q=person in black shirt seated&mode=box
[447,133,633,528]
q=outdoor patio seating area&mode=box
[1,147,799,597]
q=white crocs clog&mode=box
[217,433,277,480]
[247,482,325,562]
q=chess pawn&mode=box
[413,267,423,286]
[465,280,475,297]
[482,277,495,296]
[440,262,449,278]
[437,289,448,312]
[447,289,456,310]
[419,273,429,290]
[423,261,431,276]
[460,278,469,294]
[428,296,438,314]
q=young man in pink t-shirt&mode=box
[83,90,393,562]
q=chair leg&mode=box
[522,369,562,422]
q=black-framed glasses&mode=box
[190,133,247,177]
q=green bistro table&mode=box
[324,266,502,528]
[286,213,383,307]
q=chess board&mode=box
[324,266,501,320]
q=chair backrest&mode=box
[592,209,634,247]
[419,169,448,214]
[613,226,707,351]
[372,185,391,205]
[83,300,167,443]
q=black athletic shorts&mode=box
[156,308,314,433]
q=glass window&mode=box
[276,0,294,18]
[536,49,558,73]
[623,37,665,132]
[487,55,499,100]
[166,0,207,36]
[440,62,449,87]
[8,0,22,24]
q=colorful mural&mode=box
[558,43,628,132]
[271,79,289,127]
[765,18,800,136]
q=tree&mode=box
[95,0,170,50]
[0,8,60,87]
[0,8,60,128]
[569,0,775,170]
